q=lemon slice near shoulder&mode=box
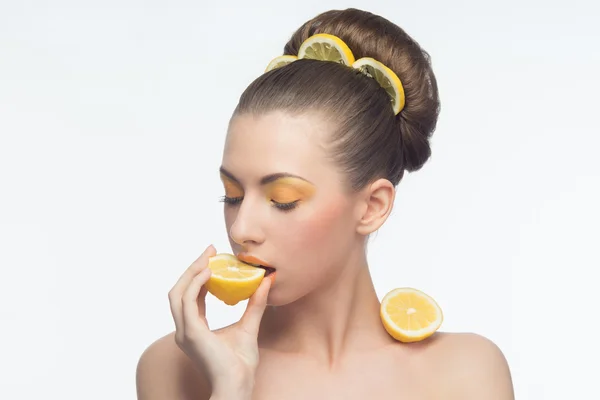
[205,254,266,306]
[380,287,443,342]
[265,55,298,72]
[298,33,355,65]
[352,57,405,114]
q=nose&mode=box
[228,195,265,246]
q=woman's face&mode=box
[220,111,363,306]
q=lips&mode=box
[259,266,276,277]
[236,253,276,277]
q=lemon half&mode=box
[380,287,443,342]
[205,254,266,306]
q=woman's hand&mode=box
[168,245,272,399]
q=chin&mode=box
[266,290,289,307]
[265,285,307,307]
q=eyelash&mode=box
[219,196,299,212]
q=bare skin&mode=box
[136,112,514,399]
[138,331,512,400]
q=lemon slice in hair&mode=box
[353,57,406,114]
[265,55,298,72]
[298,33,355,66]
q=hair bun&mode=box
[284,8,440,172]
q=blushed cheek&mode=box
[284,199,351,255]
[270,199,352,300]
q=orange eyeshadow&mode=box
[266,177,316,203]
[221,177,244,197]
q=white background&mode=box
[1,0,599,399]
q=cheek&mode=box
[269,199,354,298]
[223,206,240,243]
[279,199,352,253]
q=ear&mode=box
[355,178,395,236]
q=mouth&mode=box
[236,253,276,277]
[257,265,276,277]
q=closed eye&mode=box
[219,196,299,212]
[271,200,299,211]
[219,195,243,205]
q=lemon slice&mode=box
[352,57,405,115]
[380,287,443,343]
[265,55,298,72]
[298,33,355,66]
[205,253,266,306]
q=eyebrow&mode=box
[219,166,313,186]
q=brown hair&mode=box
[234,8,440,190]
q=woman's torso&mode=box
[252,340,449,400]
[153,331,467,400]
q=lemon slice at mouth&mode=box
[298,33,355,65]
[205,254,266,306]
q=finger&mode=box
[182,267,212,333]
[168,295,183,333]
[173,244,216,292]
[196,285,209,321]
[168,245,216,331]
[240,277,272,336]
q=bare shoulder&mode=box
[136,331,210,400]
[419,332,515,399]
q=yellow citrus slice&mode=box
[352,57,405,115]
[298,33,355,66]
[205,253,266,306]
[265,55,298,72]
[380,287,443,343]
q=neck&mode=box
[258,253,395,367]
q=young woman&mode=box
[136,8,514,400]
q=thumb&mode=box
[240,277,272,336]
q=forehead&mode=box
[222,111,336,183]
